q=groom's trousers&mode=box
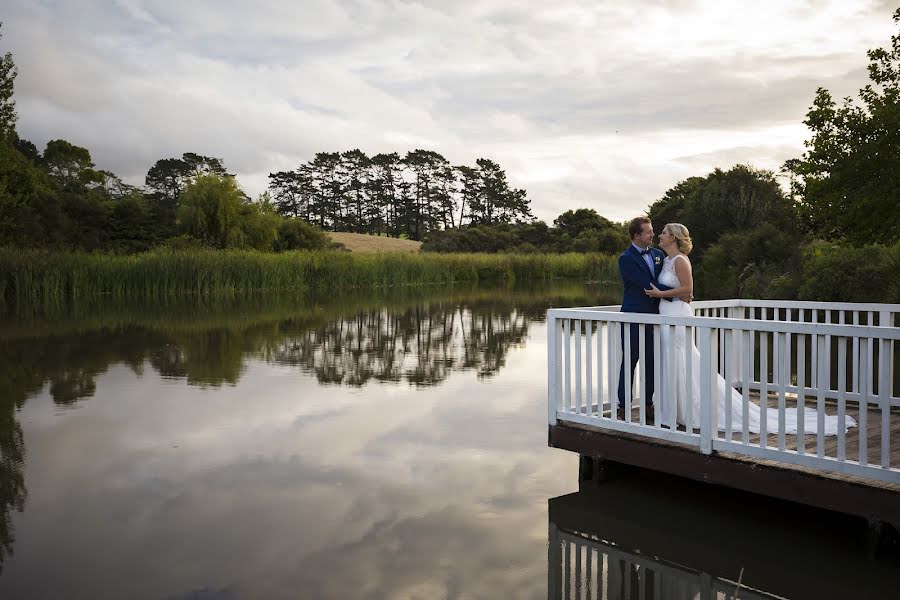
[617,322,655,409]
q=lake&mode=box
[0,283,896,599]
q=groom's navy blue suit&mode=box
[617,244,672,410]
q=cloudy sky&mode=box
[3,0,896,223]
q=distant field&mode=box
[328,232,422,253]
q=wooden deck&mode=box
[549,399,900,528]
[608,395,900,492]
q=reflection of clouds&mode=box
[3,331,575,597]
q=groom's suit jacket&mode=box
[618,245,672,313]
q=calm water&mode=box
[0,284,896,599]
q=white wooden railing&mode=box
[547,300,900,485]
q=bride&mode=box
[645,223,856,435]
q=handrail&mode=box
[547,308,900,338]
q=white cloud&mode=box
[3,0,896,221]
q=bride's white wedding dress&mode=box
[656,255,856,435]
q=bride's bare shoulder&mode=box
[673,253,691,265]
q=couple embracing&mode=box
[617,216,855,435]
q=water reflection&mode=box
[0,282,614,578]
[268,301,531,385]
[549,469,899,599]
[1,283,614,404]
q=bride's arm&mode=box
[646,257,693,298]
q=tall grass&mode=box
[1,280,623,342]
[0,248,619,307]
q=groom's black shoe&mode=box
[646,404,655,424]
[616,406,626,421]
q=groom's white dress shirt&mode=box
[632,243,654,272]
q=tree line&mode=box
[268,151,532,240]
[0,139,537,252]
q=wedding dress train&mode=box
[656,255,856,435]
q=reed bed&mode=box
[0,248,619,306]
[0,280,622,342]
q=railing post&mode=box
[699,326,713,454]
[880,310,894,394]
[731,306,745,387]
[548,314,560,426]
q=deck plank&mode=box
[594,392,900,493]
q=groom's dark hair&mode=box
[628,216,651,240]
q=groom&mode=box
[616,216,676,422]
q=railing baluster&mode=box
[563,319,571,413]
[653,324,661,428]
[711,325,719,440]
[624,324,632,423]
[743,329,751,445]
[718,309,725,377]
[585,322,592,415]
[853,311,860,395]
[759,331,768,447]
[639,323,647,425]
[811,312,819,389]
[797,333,806,455]
[597,322,604,415]
[817,334,827,458]
[685,325,694,433]
[608,322,617,420]
[575,320,582,416]
[859,337,868,466]
[776,332,786,450]
[724,326,733,440]
[868,312,875,413]
[667,324,676,430]
[699,327,713,454]
[837,336,847,462]
[880,338,890,469]
[784,325,792,436]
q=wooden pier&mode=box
[547,300,900,531]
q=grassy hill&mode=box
[328,232,422,253]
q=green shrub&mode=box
[274,218,329,251]
[798,242,894,303]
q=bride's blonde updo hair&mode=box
[664,223,693,255]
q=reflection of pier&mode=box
[547,300,900,535]
[550,527,772,600]
[548,473,899,600]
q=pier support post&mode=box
[578,455,619,488]
[866,518,900,558]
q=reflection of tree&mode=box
[0,401,25,573]
[268,300,530,386]
[149,327,256,387]
[0,347,28,572]
[0,283,614,568]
